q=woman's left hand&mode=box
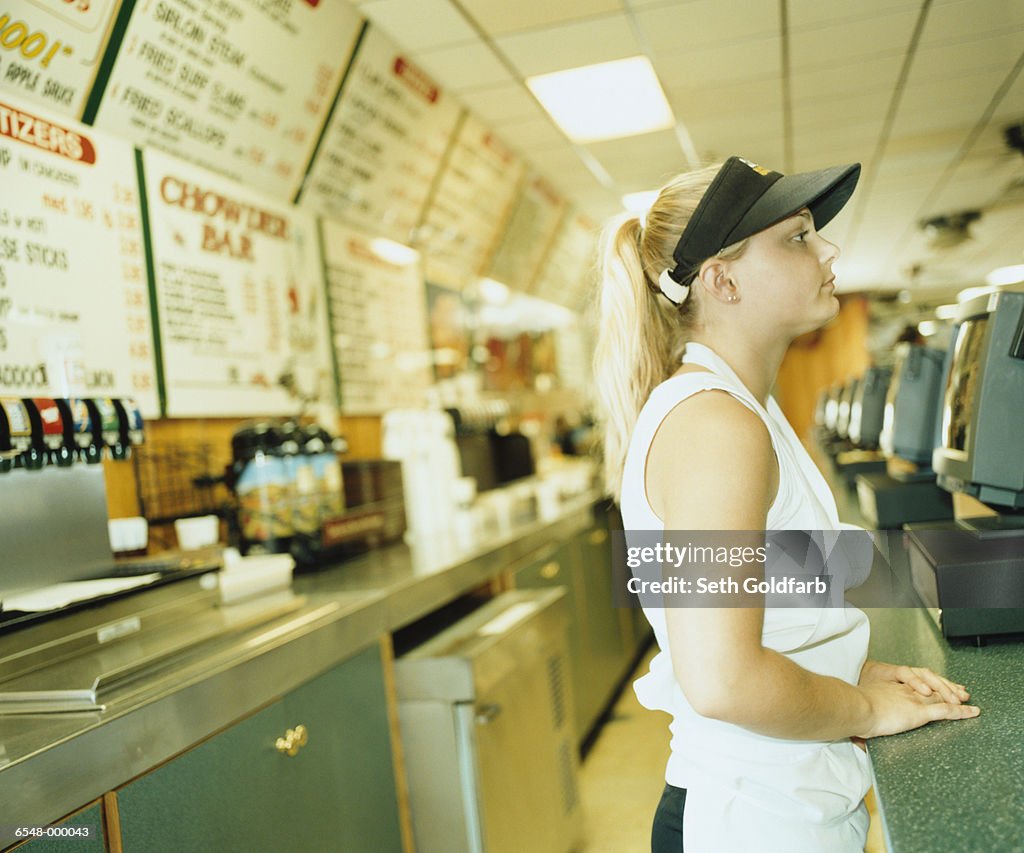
[859,660,970,705]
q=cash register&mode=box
[855,344,954,527]
[905,290,1024,642]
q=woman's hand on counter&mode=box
[859,659,970,705]
[856,665,980,739]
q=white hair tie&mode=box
[658,269,690,305]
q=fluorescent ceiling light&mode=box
[985,264,1024,286]
[369,238,419,266]
[527,56,675,144]
[622,190,659,215]
[934,303,959,320]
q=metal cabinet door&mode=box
[116,645,402,852]
[471,633,579,853]
[512,542,588,740]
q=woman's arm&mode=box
[648,391,979,740]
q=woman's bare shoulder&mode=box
[645,385,776,526]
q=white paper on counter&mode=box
[3,574,161,612]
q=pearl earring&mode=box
[728,294,738,303]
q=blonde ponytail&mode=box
[592,163,748,498]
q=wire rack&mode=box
[133,443,230,533]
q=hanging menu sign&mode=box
[320,219,431,414]
[415,114,523,290]
[531,212,596,308]
[486,174,566,293]
[0,0,121,119]
[0,96,158,414]
[300,25,460,245]
[93,0,360,201]
[143,149,333,417]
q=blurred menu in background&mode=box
[299,25,460,245]
[487,174,566,293]
[0,95,158,415]
[320,219,432,414]
[415,114,523,290]
[142,149,333,417]
[0,0,121,119]
[531,212,596,310]
[92,0,360,200]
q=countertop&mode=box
[866,606,1024,853]
[0,489,601,845]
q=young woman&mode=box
[593,157,980,852]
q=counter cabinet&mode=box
[5,645,403,853]
[512,504,650,743]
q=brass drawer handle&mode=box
[587,528,608,545]
[539,561,560,579]
[475,703,502,725]
[275,724,308,757]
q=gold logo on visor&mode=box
[738,157,771,175]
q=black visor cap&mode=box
[670,157,861,280]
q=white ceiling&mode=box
[355,0,1024,296]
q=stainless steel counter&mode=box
[0,491,598,845]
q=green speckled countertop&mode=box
[866,607,1024,853]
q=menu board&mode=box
[531,212,596,308]
[93,0,360,201]
[300,25,460,245]
[486,174,566,293]
[425,282,470,380]
[142,149,333,417]
[415,114,523,290]
[320,219,432,414]
[0,95,158,414]
[0,0,121,119]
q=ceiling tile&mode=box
[901,67,1015,111]
[585,129,686,187]
[358,0,477,51]
[495,14,641,78]
[667,76,783,121]
[920,0,1024,43]
[499,116,570,151]
[789,55,903,104]
[415,41,516,90]
[989,64,1024,123]
[456,0,621,35]
[458,83,545,125]
[788,9,920,71]
[792,120,882,162]
[787,0,920,30]
[791,90,890,133]
[633,0,778,55]
[655,36,782,88]
[908,32,1024,85]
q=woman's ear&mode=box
[696,259,738,304]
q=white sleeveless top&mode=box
[621,342,873,851]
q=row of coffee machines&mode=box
[0,397,144,471]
